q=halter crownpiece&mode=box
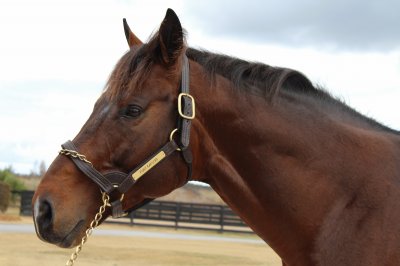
[59,54,194,218]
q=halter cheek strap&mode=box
[59,55,194,218]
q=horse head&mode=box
[32,9,195,248]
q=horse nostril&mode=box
[35,198,54,230]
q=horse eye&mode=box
[123,105,142,118]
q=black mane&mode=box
[186,48,399,135]
[186,48,325,100]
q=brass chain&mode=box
[59,148,93,166]
[65,192,110,266]
[59,146,109,266]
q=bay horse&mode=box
[33,8,400,266]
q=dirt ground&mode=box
[0,216,281,266]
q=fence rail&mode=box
[13,190,252,233]
[126,200,251,233]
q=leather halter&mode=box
[59,55,194,218]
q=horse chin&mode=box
[56,220,86,248]
[34,222,84,248]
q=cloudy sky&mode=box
[0,0,399,174]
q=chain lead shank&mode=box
[59,149,93,166]
[65,192,110,266]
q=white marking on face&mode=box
[90,102,111,130]
[99,104,110,118]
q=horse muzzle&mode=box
[33,196,84,248]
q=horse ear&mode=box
[123,18,143,47]
[156,8,184,65]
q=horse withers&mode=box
[33,8,400,266]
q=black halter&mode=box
[59,55,194,218]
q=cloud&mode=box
[184,0,400,51]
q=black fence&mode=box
[125,200,251,233]
[12,190,34,216]
[14,190,252,233]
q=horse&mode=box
[32,8,400,266]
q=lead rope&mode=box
[65,192,110,266]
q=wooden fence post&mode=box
[219,205,224,233]
[175,202,181,230]
[129,212,134,226]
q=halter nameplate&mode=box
[131,151,166,180]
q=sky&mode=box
[0,0,399,174]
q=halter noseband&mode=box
[59,55,194,218]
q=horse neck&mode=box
[188,61,400,264]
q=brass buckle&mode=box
[178,93,195,120]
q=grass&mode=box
[0,231,281,266]
[0,214,281,266]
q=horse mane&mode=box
[186,48,325,100]
[104,35,398,135]
[185,48,399,135]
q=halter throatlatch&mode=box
[59,54,194,218]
